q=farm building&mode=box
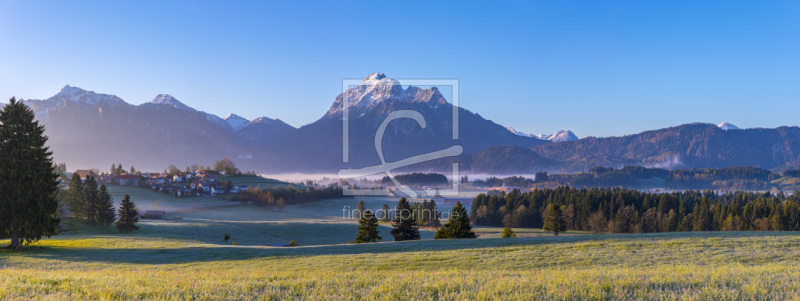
[116,174,139,186]
[73,169,98,181]
[139,210,166,219]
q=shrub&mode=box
[224,233,231,242]
[501,228,516,238]
[289,240,299,247]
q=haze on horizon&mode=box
[1,1,799,138]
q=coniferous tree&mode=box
[428,199,441,227]
[355,209,381,243]
[435,201,476,239]
[83,176,100,224]
[356,200,366,219]
[65,173,86,219]
[390,198,420,241]
[0,97,60,249]
[110,163,116,175]
[543,203,567,236]
[381,203,391,221]
[96,184,116,225]
[115,194,139,233]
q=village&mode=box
[70,168,248,198]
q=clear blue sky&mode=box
[1,1,798,138]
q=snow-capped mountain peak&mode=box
[507,127,533,137]
[507,127,578,142]
[537,130,578,142]
[363,72,387,81]
[150,94,194,112]
[326,73,449,115]
[43,85,127,105]
[225,113,250,130]
[718,122,741,131]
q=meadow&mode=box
[4,232,800,299]
[4,190,800,300]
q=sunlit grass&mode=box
[3,232,800,299]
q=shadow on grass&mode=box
[4,230,799,265]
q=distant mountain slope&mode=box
[529,123,800,172]
[263,73,548,171]
[20,74,547,172]
[22,78,800,174]
[22,87,277,171]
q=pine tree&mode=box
[355,209,381,243]
[390,198,420,241]
[543,203,567,236]
[356,200,366,219]
[115,194,140,233]
[381,203,391,221]
[96,184,116,225]
[435,201,476,239]
[0,97,61,249]
[83,176,99,224]
[110,163,116,175]
[65,173,86,219]
[428,199,441,227]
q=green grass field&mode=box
[4,232,800,299]
[4,192,800,299]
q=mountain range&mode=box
[20,73,800,174]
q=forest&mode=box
[471,187,800,233]
[232,185,343,208]
[471,166,800,191]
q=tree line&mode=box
[66,174,140,233]
[232,185,343,209]
[471,166,797,191]
[471,186,800,233]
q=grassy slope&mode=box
[3,232,800,299]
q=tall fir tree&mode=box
[434,201,476,239]
[110,163,116,175]
[390,198,420,241]
[0,97,61,249]
[96,184,116,225]
[356,200,366,219]
[115,194,140,233]
[428,199,441,227]
[381,203,391,221]
[65,173,86,219]
[83,176,99,224]
[543,203,567,236]
[355,209,381,243]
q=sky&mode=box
[0,0,798,138]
